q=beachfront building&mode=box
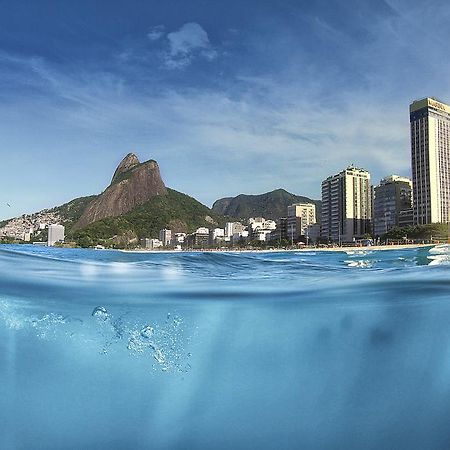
[248,217,276,242]
[171,232,186,245]
[210,228,225,245]
[47,224,65,246]
[410,97,450,225]
[232,229,249,244]
[269,218,288,243]
[286,203,316,242]
[321,166,372,243]
[159,228,172,246]
[140,238,163,250]
[186,227,210,247]
[373,175,413,237]
[225,222,245,241]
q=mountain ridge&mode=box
[212,188,321,221]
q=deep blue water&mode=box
[1,244,450,449]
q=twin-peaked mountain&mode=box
[42,153,225,246]
[74,153,167,229]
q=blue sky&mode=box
[1,0,450,220]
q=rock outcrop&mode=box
[74,154,167,229]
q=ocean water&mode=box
[1,244,450,449]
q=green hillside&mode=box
[51,195,98,226]
[70,188,227,247]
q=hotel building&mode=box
[410,97,450,224]
[321,166,372,243]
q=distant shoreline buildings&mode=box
[317,96,450,244]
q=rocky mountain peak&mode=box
[74,154,167,229]
[111,153,141,184]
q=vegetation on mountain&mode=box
[50,195,98,227]
[70,188,227,248]
[212,188,321,221]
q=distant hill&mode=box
[212,188,321,221]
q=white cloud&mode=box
[147,25,165,41]
[164,22,217,69]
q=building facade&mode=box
[410,97,450,224]
[159,229,172,246]
[321,166,372,243]
[248,217,276,241]
[47,224,65,246]
[286,203,316,241]
[373,175,413,236]
[225,222,245,240]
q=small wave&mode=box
[428,255,450,266]
[429,244,450,255]
[345,250,373,256]
[345,259,375,268]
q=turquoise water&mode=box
[1,244,450,449]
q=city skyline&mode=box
[1,0,450,221]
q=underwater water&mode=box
[1,244,450,449]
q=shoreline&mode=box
[120,243,437,254]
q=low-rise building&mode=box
[171,232,186,245]
[186,227,210,247]
[225,222,245,239]
[140,238,163,250]
[248,217,276,241]
[159,229,172,246]
[210,228,225,244]
[232,229,249,244]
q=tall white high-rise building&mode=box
[47,224,65,246]
[321,166,372,242]
[410,97,450,224]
